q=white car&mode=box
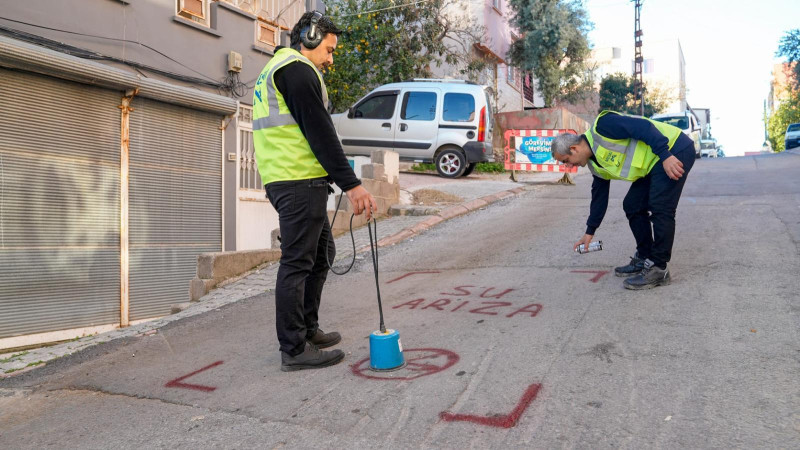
[332,79,495,178]
[700,139,718,158]
[651,111,702,158]
[785,123,800,150]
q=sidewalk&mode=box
[0,171,561,376]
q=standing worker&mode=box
[253,11,377,371]
[550,110,695,290]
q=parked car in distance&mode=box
[784,123,800,151]
[700,139,718,158]
[651,111,702,158]
[331,79,494,178]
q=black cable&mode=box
[367,217,386,333]
[325,192,385,333]
[0,25,224,89]
[325,193,358,275]
[0,16,219,83]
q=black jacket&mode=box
[272,46,361,191]
[585,113,694,235]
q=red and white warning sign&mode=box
[504,129,579,173]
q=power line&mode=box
[336,0,432,18]
[0,16,219,83]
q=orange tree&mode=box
[323,0,487,112]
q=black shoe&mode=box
[615,253,646,277]
[306,329,341,349]
[280,342,345,372]
[623,259,671,290]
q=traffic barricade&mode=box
[504,129,578,183]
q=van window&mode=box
[787,123,800,132]
[653,116,689,130]
[354,93,397,120]
[443,93,475,122]
[401,92,437,121]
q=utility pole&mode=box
[633,0,644,116]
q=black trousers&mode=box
[265,177,335,356]
[622,145,695,268]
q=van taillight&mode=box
[478,106,486,142]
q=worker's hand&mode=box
[574,234,594,252]
[662,155,685,181]
[346,185,378,221]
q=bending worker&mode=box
[550,110,695,290]
[252,11,377,371]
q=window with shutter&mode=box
[177,0,208,25]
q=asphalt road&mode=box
[1,154,799,448]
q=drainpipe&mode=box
[119,88,138,328]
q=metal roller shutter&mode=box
[0,68,121,338]
[128,97,222,320]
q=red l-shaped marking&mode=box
[165,361,223,392]
[571,270,609,283]
[386,271,441,284]
[439,383,541,428]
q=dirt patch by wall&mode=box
[412,189,463,205]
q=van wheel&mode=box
[462,163,477,177]
[436,149,466,178]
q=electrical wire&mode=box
[0,24,253,96]
[336,0,433,17]
[0,16,219,83]
[325,193,386,333]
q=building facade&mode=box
[589,38,687,114]
[433,0,544,114]
[0,0,314,349]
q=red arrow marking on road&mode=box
[165,360,223,392]
[439,383,541,429]
[386,271,441,284]
[570,270,609,283]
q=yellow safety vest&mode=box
[252,48,329,185]
[585,110,683,181]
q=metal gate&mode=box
[0,68,121,338]
[128,97,222,320]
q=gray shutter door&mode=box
[128,97,222,320]
[0,68,121,338]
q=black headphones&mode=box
[301,11,324,49]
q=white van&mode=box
[331,79,494,178]
[651,111,702,158]
[700,139,718,158]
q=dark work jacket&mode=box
[273,46,361,191]
[585,113,695,235]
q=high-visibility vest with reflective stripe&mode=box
[252,48,329,185]
[584,110,683,181]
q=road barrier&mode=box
[503,129,579,174]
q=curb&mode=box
[369,186,528,249]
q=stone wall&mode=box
[329,150,400,236]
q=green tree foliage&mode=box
[776,29,800,89]
[506,0,594,107]
[768,29,800,151]
[323,0,487,113]
[598,72,673,117]
[598,73,632,112]
[767,89,800,152]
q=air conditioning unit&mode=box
[228,51,243,73]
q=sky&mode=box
[583,0,800,156]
